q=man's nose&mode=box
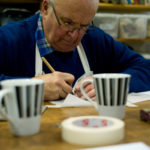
[68,29,80,39]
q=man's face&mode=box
[42,0,97,52]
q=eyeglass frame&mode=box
[50,1,95,34]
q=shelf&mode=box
[99,3,150,11]
[0,0,40,4]
[116,38,150,42]
[98,3,150,43]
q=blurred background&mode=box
[0,0,41,26]
[0,0,150,59]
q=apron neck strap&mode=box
[77,43,91,73]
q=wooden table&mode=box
[0,101,150,150]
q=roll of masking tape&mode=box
[61,116,125,146]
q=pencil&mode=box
[42,57,55,73]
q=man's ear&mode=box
[41,0,50,15]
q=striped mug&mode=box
[0,79,44,136]
[80,73,131,119]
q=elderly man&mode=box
[0,0,150,101]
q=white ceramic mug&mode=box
[80,73,131,119]
[0,79,44,136]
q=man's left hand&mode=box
[74,76,96,101]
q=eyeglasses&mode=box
[50,2,94,34]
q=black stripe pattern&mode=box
[94,77,130,106]
[15,83,44,118]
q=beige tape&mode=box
[61,116,124,146]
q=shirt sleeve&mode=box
[103,32,150,92]
[87,28,150,93]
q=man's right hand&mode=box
[33,71,75,101]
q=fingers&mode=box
[44,86,68,100]
[74,82,90,97]
[54,72,74,84]
[34,72,75,100]
[74,81,96,101]
[60,81,73,94]
[75,80,91,91]
[34,72,96,101]
[74,76,93,92]
[80,88,96,99]
[44,85,60,101]
[63,73,75,86]
[75,83,94,96]
[53,72,74,93]
[59,88,68,99]
[83,84,95,94]
[86,88,96,98]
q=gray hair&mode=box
[48,0,99,12]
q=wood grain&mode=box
[0,101,150,150]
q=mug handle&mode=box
[80,79,98,110]
[0,89,12,120]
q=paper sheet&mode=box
[127,91,150,103]
[47,94,92,108]
[46,91,150,108]
[79,142,150,150]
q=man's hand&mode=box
[33,71,74,101]
[74,76,96,101]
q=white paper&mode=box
[127,91,150,103]
[46,91,150,108]
[126,101,138,107]
[42,105,48,113]
[79,142,150,150]
[47,94,92,108]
